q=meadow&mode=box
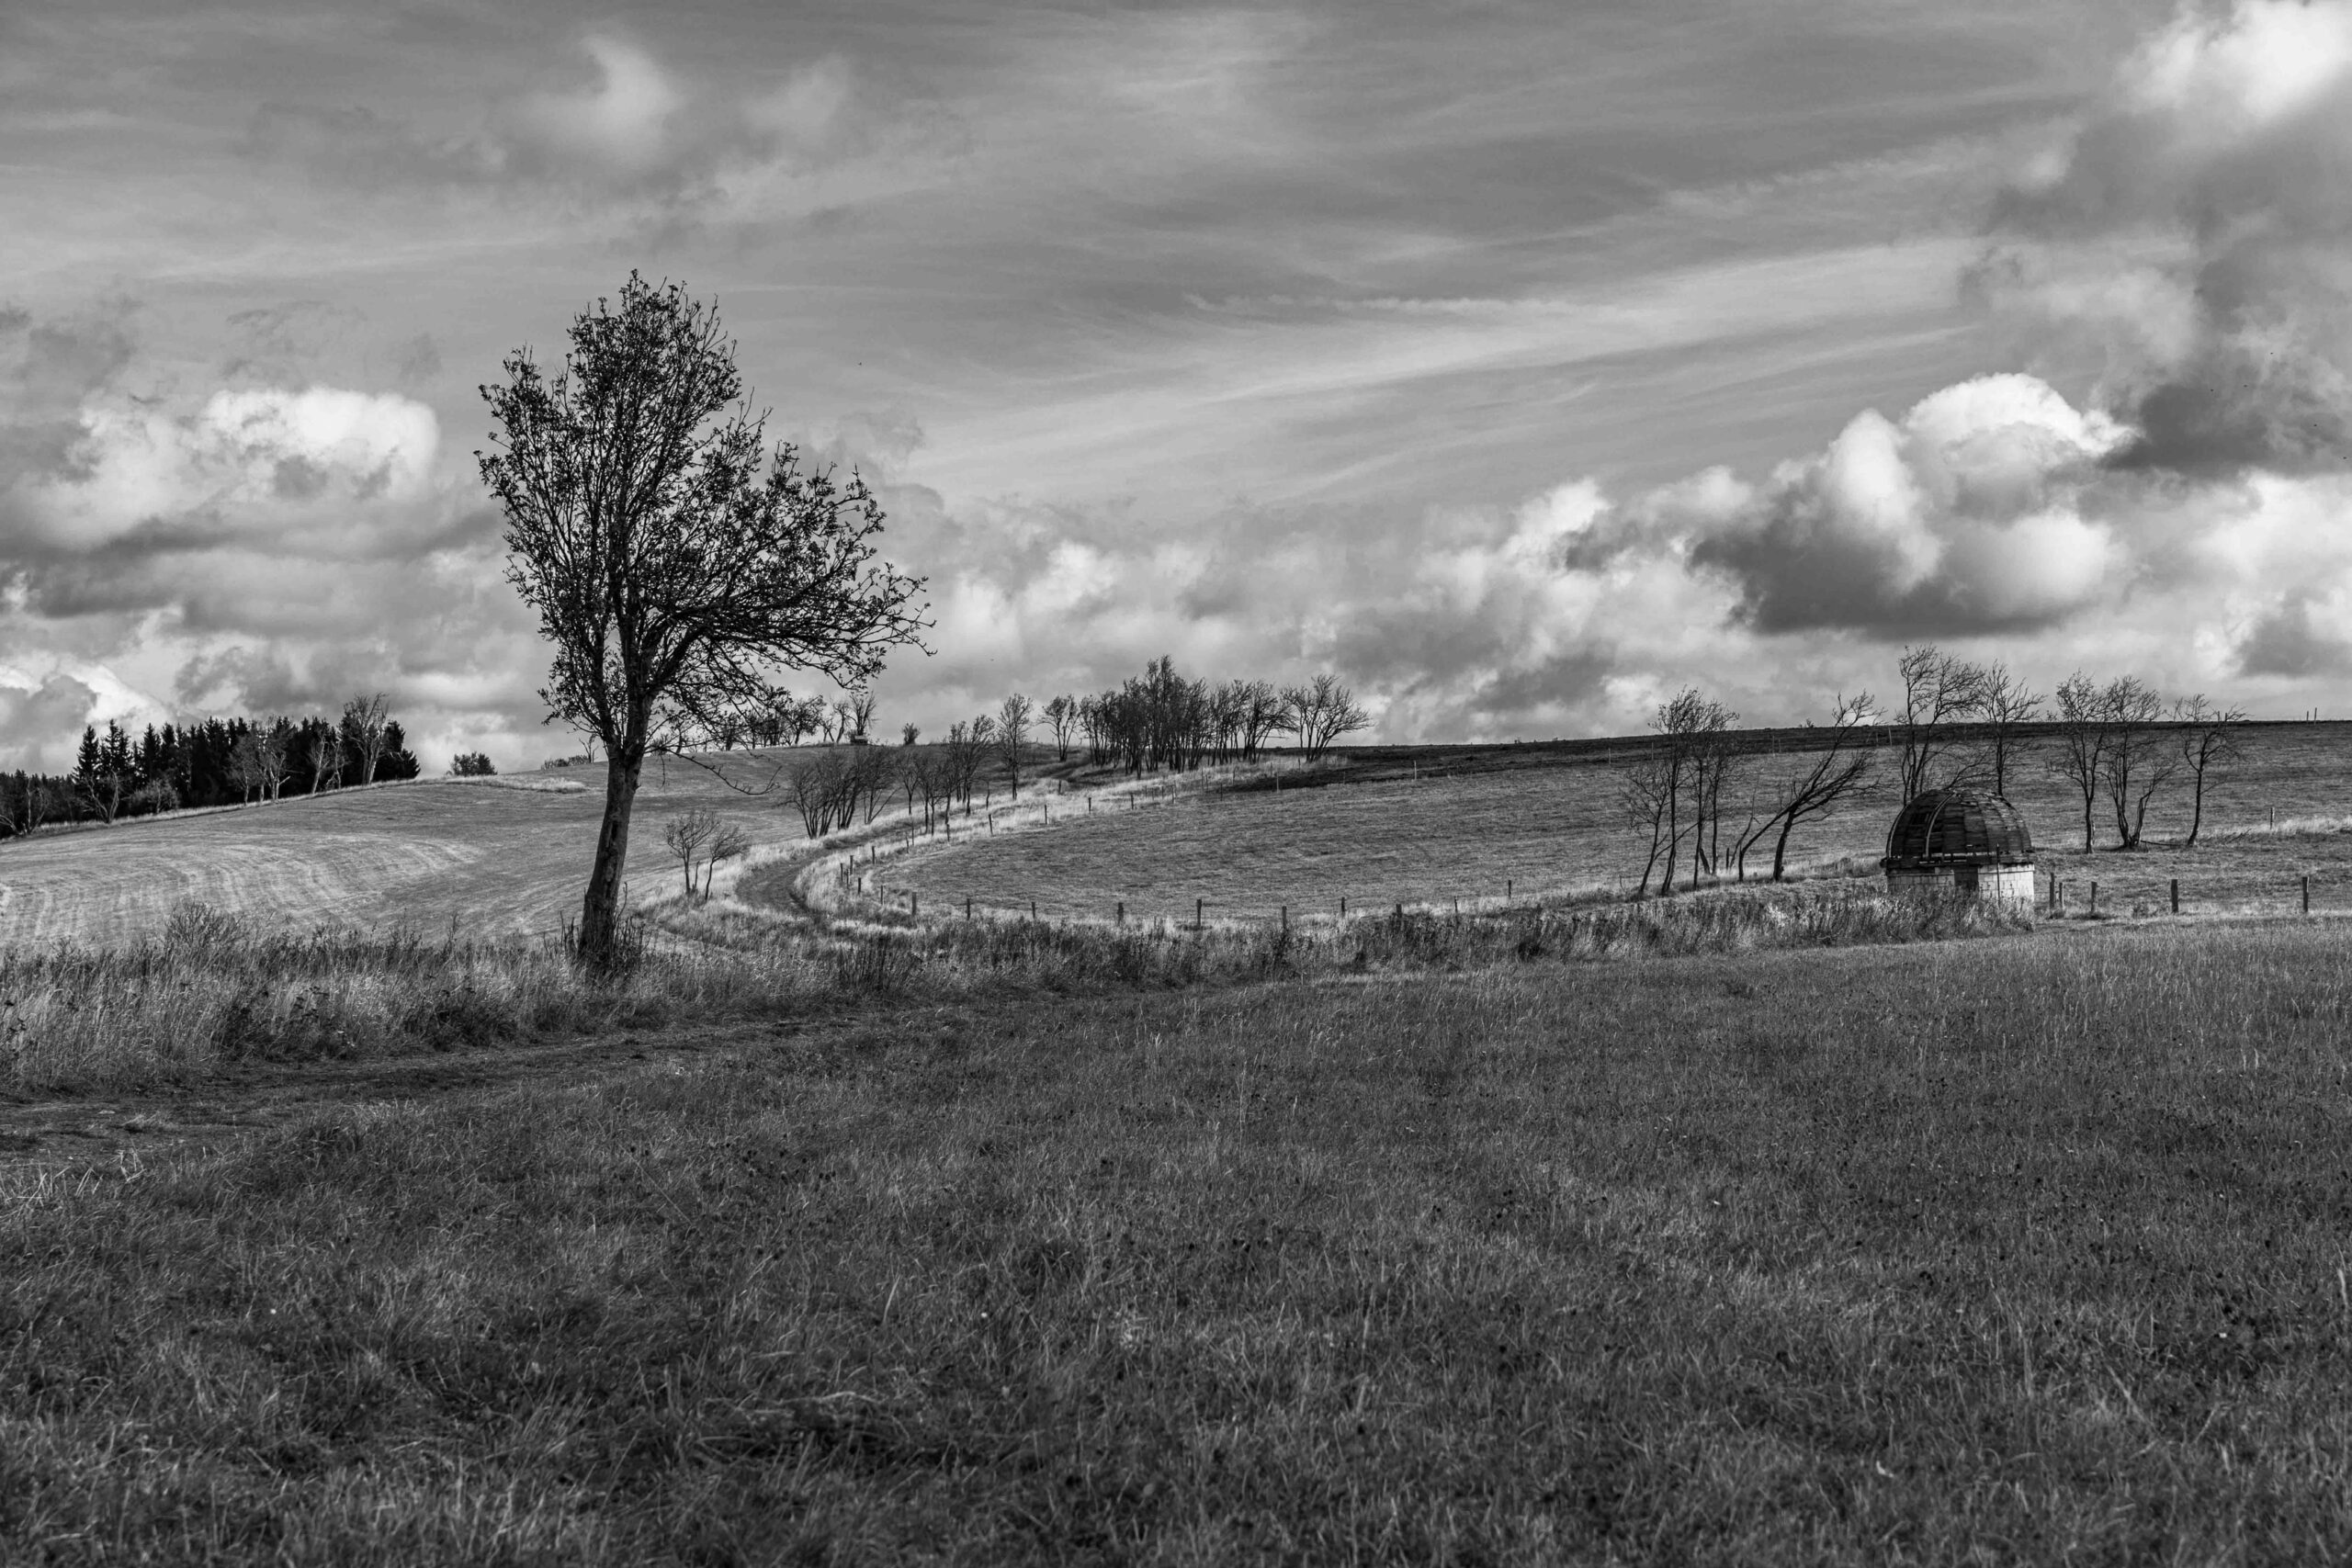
[10,919,2352,1562]
[875,723,2352,925]
[10,725,2352,1562]
[0,753,797,949]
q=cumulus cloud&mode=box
[32,0,2352,768]
[0,669,101,773]
[12,385,440,560]
[1990,0,2352,476]
[1662,374,2132,635]
[844,452,1700,742]
[869,0,2352,744]
[1455,0,2352,709]
[0,303,537,771]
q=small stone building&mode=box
[1882,789,2036,906]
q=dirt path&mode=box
[0,1018,814,1171]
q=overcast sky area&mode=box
[10,0,2352,770]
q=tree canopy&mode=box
[480,274,928,969]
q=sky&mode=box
[7,0,2352,770]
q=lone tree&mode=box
[481,274,928,971]
[1283,673,1371,760]
[661,806,718,897]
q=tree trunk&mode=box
[2188,766,2206,847]
[1664,780,1679,897]
[579,744,645,972]
[2080,791,2095,852]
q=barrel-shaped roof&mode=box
[1883,789,2034,869]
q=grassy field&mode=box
[11,724,2352,1559]
[878,725,2352,924]
[11,723,2347,951]
[11,919,2352,1562]
[1,877,2019,1094]
[0,755,807,948]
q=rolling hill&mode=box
[0,756,799,948]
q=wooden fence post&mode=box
[965,897,972,919]
[1281,905,1288,932]
[2170,879,2179,915]
[2089,882,2098,917]
[1195,897,1204,930]
[2304,875,2312,914]
[1116,899,1124,924]
[910,892,918,917]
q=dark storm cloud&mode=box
[2102,355,2352,476]
[2238,592,2352,677]
[0,299,137,482]
[1463,649,1619,719]
[0,670,98,755]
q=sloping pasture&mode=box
[875,723,2352,924]
[0,754,808,948]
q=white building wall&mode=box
[1885,864,2037,908]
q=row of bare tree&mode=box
[700,689,879,750]
[1056,660,1368,773]
[1621,647,2250,896]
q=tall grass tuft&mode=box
[0,904,827,1089]
[4,885,2020,1092]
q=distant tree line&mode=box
[0,694,421,840]
[1621,646,2250,895]
[1047,658,1368,773]
[663,658,1376,851]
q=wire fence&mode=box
[798,771,2352,933]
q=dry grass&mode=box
[1,882,2018,1095]
[11,919,2352,1562]
[879,724,2352,925]
[0,754,806,948]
